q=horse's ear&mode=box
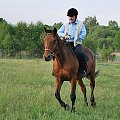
[53,28,57,35]
[44,27,47,33]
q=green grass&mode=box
[0,59,120,120]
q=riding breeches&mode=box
[75,44,89,62]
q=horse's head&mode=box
[43,27,58,61]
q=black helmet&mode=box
[67,8,78,17]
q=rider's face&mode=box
[68,16,76,23]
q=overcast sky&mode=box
[0,0,120,26]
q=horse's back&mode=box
[83,46,95,62]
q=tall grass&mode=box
[0,59,120,120]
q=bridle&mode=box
[44,48,55,56]
[44,35,67,57]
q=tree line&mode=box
[0,17,120,60]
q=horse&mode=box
[43,27,99,112]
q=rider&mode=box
[57,8,89,77]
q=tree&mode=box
[53,22,63,30]
[0,20,10,57]
[0,18,7,23]
[15,21,28,52]
[100,45,114,61]
[108,20,118,29]
[0,17,119,59]
[114,29,120,51]
[84,16,99,34]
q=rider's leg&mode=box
[75,44,89,77]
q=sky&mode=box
[0,0,120,26]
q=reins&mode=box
[44,35,67,57]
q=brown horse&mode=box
[43,27,99,112]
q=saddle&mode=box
[67,42,88,78]
[66,42,80,60]
[66,42,78,56]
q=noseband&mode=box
[44,33,68,57]
[44,48,55,56]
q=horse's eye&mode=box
[53,39,56,43]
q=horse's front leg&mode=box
[54,78,69,110]
[70,79,77,112]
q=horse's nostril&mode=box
[48,55,51,59]
[43,54,52,61]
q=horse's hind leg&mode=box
[77,80,88,106]
[54,78,69,110]
[89,75,96,107]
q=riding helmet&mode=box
[67,8,78,17]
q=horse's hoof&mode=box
[71,108,75,113]
[84,102,88,106]
[91,102,96,108]
[65,104,70,110]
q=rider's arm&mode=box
[77,24,86,41]
[57,25,65,37]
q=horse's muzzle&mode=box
[43,54,53,61]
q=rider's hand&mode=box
[65,35,70,40]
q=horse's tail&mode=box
[95,70,100,77]
[94,54,100,77]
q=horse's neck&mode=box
[55,41,70,66]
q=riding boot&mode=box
[79,52,88,77]
[75,44,89,77]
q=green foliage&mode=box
[84,20,119,60]
[53,22,63,30]
[0,20,45,58]
[0,17,120,59]
[84,16,99,34]
[100,46,114,59]
[114,29,120,50]
[108,20,118,29]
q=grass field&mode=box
[0,59,120,120]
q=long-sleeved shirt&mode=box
[57,19,86,43]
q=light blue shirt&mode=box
[57,19,86,42]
